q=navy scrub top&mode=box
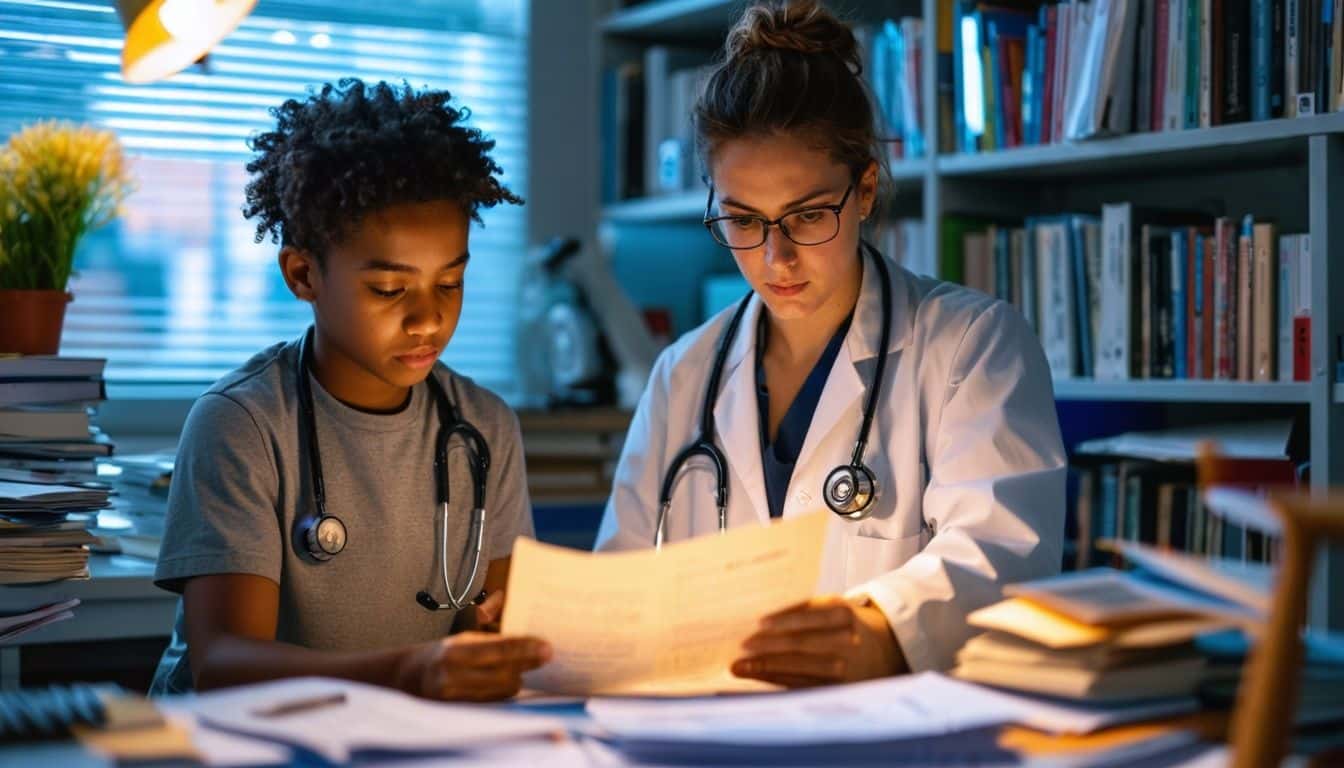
[755,310,854,519]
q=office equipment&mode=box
[500,511,827,696]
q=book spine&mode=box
[1188,0,1203,128]
[1295,233,1312,380]
[1201,0,1215,126]
[1287,0,1300,115]
[1191,231,1204,378]
[1253,0,1273,119]
[1141,224,1155,377]
[1172,230,1188,378]
[1166,0,1188,129]
[1202,234,1217,378]
[1278,234,1296,380]
[1272,0,1287,114]
[1226,0,1253,121]
[1321,0,1334,110]
[1252,222,1279,380]
[1294,315,1312,379]
[1237,215,1255,380]
[1073,218,1094,377]
[1156,0,1172,129]
[1099,204,1130,380]
[1214,218,1234,379]
[1156,230,1174,378]
[1043,6,1058,143]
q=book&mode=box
[0,379,106,408]
[0,356,105,380]
[1252,221,1279,380]
[0,408,91,440]
[955,644,1207,701]
[1236,215,1255,380]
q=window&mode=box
[0,0,528,401]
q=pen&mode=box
[251,691,347,718]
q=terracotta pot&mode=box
[0,290,73,355]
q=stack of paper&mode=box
[161,677,567,765]
[585,671,1199,765]
[0,480,106,583]
[0,598,79,642]
[954,569,1250,702]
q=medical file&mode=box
[500,511,828,696]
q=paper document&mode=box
[500,511,828,696]
[585,672,1195,744]
[1074,420,1293,461]
[163,677,565,764]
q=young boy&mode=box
[150,79,550,701]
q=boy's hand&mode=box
[730,596,907,688]
[396,632,550,701]
[472,590,505,633]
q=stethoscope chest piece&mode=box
[824,464,879,520]
[302,514,348,560]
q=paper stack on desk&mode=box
[585,671,1200,765]
[0,480,106,584]
[162,676,568,765]
[501,511,828,696]
[954,568,1250,702]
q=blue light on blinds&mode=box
[0,0,528,401]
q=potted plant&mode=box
[0,120,132,355]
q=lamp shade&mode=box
[115,0,257,84]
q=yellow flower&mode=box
[0,120,134,290]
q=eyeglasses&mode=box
[703,184,854,250]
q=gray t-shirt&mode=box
[149,338,533,695]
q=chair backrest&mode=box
[1225,490,1344,768]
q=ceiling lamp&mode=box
[115,0,257,84]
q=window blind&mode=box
[0,0,528,401]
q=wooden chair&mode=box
[1195,444,1344,767]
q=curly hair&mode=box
[243,78,522,259]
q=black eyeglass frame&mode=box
[702,183,855,250]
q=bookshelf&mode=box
[1052,380,1311,404]
[594,0,1344,626]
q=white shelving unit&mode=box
[595,0,1344,625]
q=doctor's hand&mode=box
[395,632,551,702]
[731,596,908,688]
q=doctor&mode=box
[596,0,1066,687]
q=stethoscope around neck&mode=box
[293,326,490,612]
[654,241,893,549]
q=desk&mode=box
[0,554,177,689]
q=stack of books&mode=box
[0,356,111,479]
[954,568,1250,701]
[0,479,107,583]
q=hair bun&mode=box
[725,0,861,74]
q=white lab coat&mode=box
[595,254,1066,672]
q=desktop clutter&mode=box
[1,483,1341,766]
[1,359,1340,764]
[0,354,172,643]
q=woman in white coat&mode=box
[596,0,1066,686]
